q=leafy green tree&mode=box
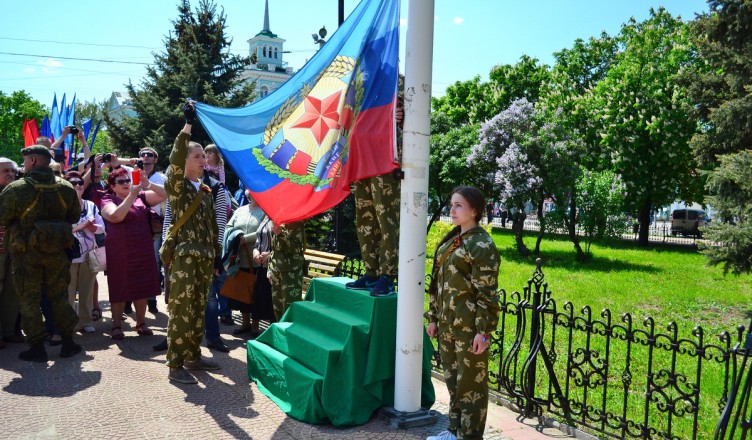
[575,169,628,255]
[700,150,752,274]
[0,90,47,162]
[681,0,752,169]
[431,55,550,127]
[681,0,752,274]
[538,34,619,258]
[427,112,479,231]
[105,0,255,173]
[592,8,699,246]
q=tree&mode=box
[592,8,699,246]
[431,55,550,127]
[681,0,752,273]
[700,150,752,275]
[469,98,579,257]
[575,169,628,256]
[0,90,47,162]
[427,112,479,231]
[538,34,619,258]
[105,0,255,173]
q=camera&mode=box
[102,153,112,162]
[136,159,144,169]
[66,125,79,135]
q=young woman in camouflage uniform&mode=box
[164,103,221,385]
[426,186,501,440]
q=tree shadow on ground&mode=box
[498,247,660,274]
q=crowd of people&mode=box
[0,102,501,440]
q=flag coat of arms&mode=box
[196,0,399,224]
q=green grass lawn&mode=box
[425,223,752,439]
[427,223,752,336]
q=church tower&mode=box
[242,0,294,101]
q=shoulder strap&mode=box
[20,181,68,221]
[167,190,206,238]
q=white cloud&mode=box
[23,67,36,73]
[39,57,62,68]
[453,16,464,25]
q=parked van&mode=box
[671,208,710,237]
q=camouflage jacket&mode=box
[269,221,306,275]
[428,226,500,335]
[164,132,219,261]
[0,167,80,255]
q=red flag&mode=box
[23,117,41,147]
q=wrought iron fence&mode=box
[439,216,703,246]
[335,256,751,439]
[474,260,747,439]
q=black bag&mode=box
[65,238,83,261]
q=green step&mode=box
[263,322,345,375]
[246,338,327,423]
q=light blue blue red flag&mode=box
[196,0,400,224]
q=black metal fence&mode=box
[443,216,703,246]
[335,257,751,439]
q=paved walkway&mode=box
[0,273,573,440]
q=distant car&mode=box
[671,208,710,238]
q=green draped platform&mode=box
[246,277,435,426]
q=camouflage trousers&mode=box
[166,255,213,369]
[269,259,305,321]
[353,173,400,278]
[438,328,490,440]
[0,253,20,338]
[11,252,78,346]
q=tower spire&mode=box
[263,0,271,32]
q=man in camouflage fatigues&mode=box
[427,226,500,440]
[268,221,306,321]
[0,146,82,362]
[347,172,400,296]
[163,104,221,384]
[346,104,402,297]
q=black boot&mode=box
[60,335,82,358]
[19,343,48,362]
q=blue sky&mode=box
[0,0,708,109]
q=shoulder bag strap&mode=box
[166,190,206,240]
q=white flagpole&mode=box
[394,0,435,412]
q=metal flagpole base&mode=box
[380,407,440,429]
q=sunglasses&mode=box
[139,152,156,158]
[68,180,84,186]
[115,179,131,185]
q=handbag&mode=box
[220,244,255,304]
[88,244,107,272]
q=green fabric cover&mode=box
[247,277,436,426]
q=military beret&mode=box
[22,145,53,157]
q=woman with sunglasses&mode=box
[100,167,166,340]
[65,171,105,334]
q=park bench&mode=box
[302,248,347,294]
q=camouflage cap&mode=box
[22,145,53,157]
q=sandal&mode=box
[111,326,124,340]
[92,308,102,322]
[135,323,153,336]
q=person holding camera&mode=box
[100,167,166,340]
